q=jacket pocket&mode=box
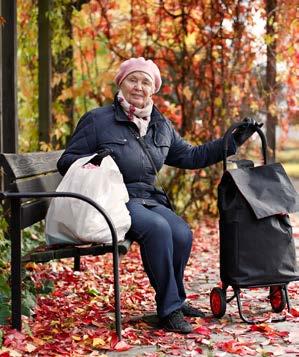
[153,131,171,147]
[97,139,128,161]
[100,138,128,146]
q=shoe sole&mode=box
[162,326,192,334]
[182,313,205,318]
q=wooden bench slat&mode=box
[22,239,133,263]
[12,172,62,194]
[0,151,63,180]
[21,199,50,229]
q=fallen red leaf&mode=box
[195,347,203,354]
[193,326,211,336]
[250,323,273,333]
[113,340,132,352]
[0,219,297,356]
[153,330,167,337]
[290,307,299,317]
[250,323,289,338]
[3,330,26,349]
[109,332,119,349]
[217,340,256,356]
[186,293,200,299]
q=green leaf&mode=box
[88,288,100,296]
[0,328,3,348]
[0,275,10,297]
[22,290,36,317]
[23,321,33,337]
[38,279,54,295]
[0,303,10,325]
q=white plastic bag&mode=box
[45,154,131,245]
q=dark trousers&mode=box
[126,201,193,318]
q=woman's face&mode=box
[120,71,154,108]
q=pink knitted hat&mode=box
[115,57,162,93]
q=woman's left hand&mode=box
[233,117,263,147]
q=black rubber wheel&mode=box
[269,286,286,313]
[210,287,227,318]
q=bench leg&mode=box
[74,256,80,271]
[112,247,122,341]
[10,199,22,331]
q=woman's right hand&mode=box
[88,149,112,166]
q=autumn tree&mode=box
[265,0,277,162]
[51,0,90,147]
[17,0,298,219]
[91,0,263,219]
[271,0,298,139]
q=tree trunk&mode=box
[52,3,74,146]
[52,0,89,147]
[2,0,18,153]
[265,0,277,163]
[38,0,52,145]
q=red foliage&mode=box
[0,216,298,355]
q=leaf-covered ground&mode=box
[1,215,299,356]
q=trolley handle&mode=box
[223,121,268,171]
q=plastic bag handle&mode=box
[223,122,268,171]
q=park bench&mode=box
[0,150,132,340]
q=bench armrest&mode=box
[0,191,119,250]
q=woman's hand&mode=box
[232,117,263,147]
[88,148,112,166]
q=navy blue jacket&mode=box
[57,98,236,205]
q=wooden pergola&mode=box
[1,0,278,160]
[1,0,51,153]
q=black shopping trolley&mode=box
[210,122,299,323]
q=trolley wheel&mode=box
[269,286,286,313]
[210,287,226,318]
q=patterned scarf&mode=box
[117,90,153,137]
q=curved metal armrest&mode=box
[0,191,118,249]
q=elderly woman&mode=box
[57,57,256,334]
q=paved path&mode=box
[106,172,299,357]
[106,214,299,357]
[291,178,299,194]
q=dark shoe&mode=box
[161,309,192,334]
[181,302,205,317]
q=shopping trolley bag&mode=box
[218,162,299,287]
[210,121,299,323]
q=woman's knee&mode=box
[131,212,172,243]
[146,214,172,238]
[173,222,193,249]
[127,203,172,240]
